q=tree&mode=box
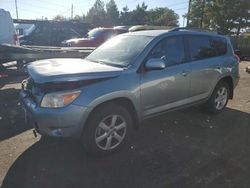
[106,0,119,26]
[187,0,204,28]
[130,2,148,25]
[206,0,250,34]
[86,0,106,26]
[188,0,250,34]
[53,15,67,21]
[83,0,180,28]
[120,6,130,25]
[148,8,179,26]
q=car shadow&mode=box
[0,88,32,141]
[1,107,250,188]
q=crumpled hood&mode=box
[28,58,123,84]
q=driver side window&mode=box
[149,36,185,66]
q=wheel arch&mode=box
[217,76,234,99]
[85,97,141,131]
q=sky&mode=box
[0,0,189,26]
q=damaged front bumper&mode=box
[19,90,89,139]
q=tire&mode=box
[205,81,229,114]
[81,103,132,156]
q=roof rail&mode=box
[169,27,187,32]
[170,27,219,34]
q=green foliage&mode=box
[120,3,179,26]
[188,0,250,34]
[106,0,119,26]
[148,8,179,26]
[53,15,67,21]
[85,0,106,26]
[129,2,148,25]
[187,0,204,28]
[120,6,130,25]
[54,1,179,27]
[73,14,86,21]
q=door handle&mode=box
[216,66,221,70]
[215,65,221,70]
[182,71,189,77]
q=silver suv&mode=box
[20,29,240,155]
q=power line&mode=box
[172,7,188,11]
[18,1,65,12]
[9,0,189,20]
[34,0,69,9]
[17,7,56,17]
[119,0,188,10]
[167,1,189,8]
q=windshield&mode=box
[86,28,103,38]
[86,35,153,67]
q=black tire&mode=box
[205,81,230,114]
[81,103,132,156]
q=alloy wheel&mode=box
[95,114,127,150]
[214,87,228,110]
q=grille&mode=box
[21,78,37,102]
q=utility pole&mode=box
[186,0,192,27]
[15,0,19,19]
[71,4,73,19]
[200,0,206,29]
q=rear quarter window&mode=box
[210,36,227,56]
[187,35,216,61]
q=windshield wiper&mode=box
[86,58,125,68]
[85,58,106,65]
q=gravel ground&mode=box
[0,62,249,188]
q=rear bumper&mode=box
[19,90,90,138]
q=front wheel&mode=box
[81,103,132,156]
[205,81,229,114]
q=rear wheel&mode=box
[205,81,229,113]
[82,103,132,156]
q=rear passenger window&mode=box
[187,35,216,60]
[149,36,185,66]
[211,37,227,56]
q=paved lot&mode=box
[0,62,249,188]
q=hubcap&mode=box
[95,115,127,150]
[214,87,228,110]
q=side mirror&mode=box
[145,58,166,70]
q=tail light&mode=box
[233,53,240,63]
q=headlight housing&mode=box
[40,91,81,108]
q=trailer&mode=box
[0,44,95,70]
[14,19,92,46]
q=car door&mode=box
[185,35,223,101]
[140,36,191,117]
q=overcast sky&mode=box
[0,0,189,26]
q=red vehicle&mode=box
[63,27,128,47]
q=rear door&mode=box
[185,35,223,101]
[140,36,191,117]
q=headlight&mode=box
[40,91,81,108]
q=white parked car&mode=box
[0,9,19,45]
